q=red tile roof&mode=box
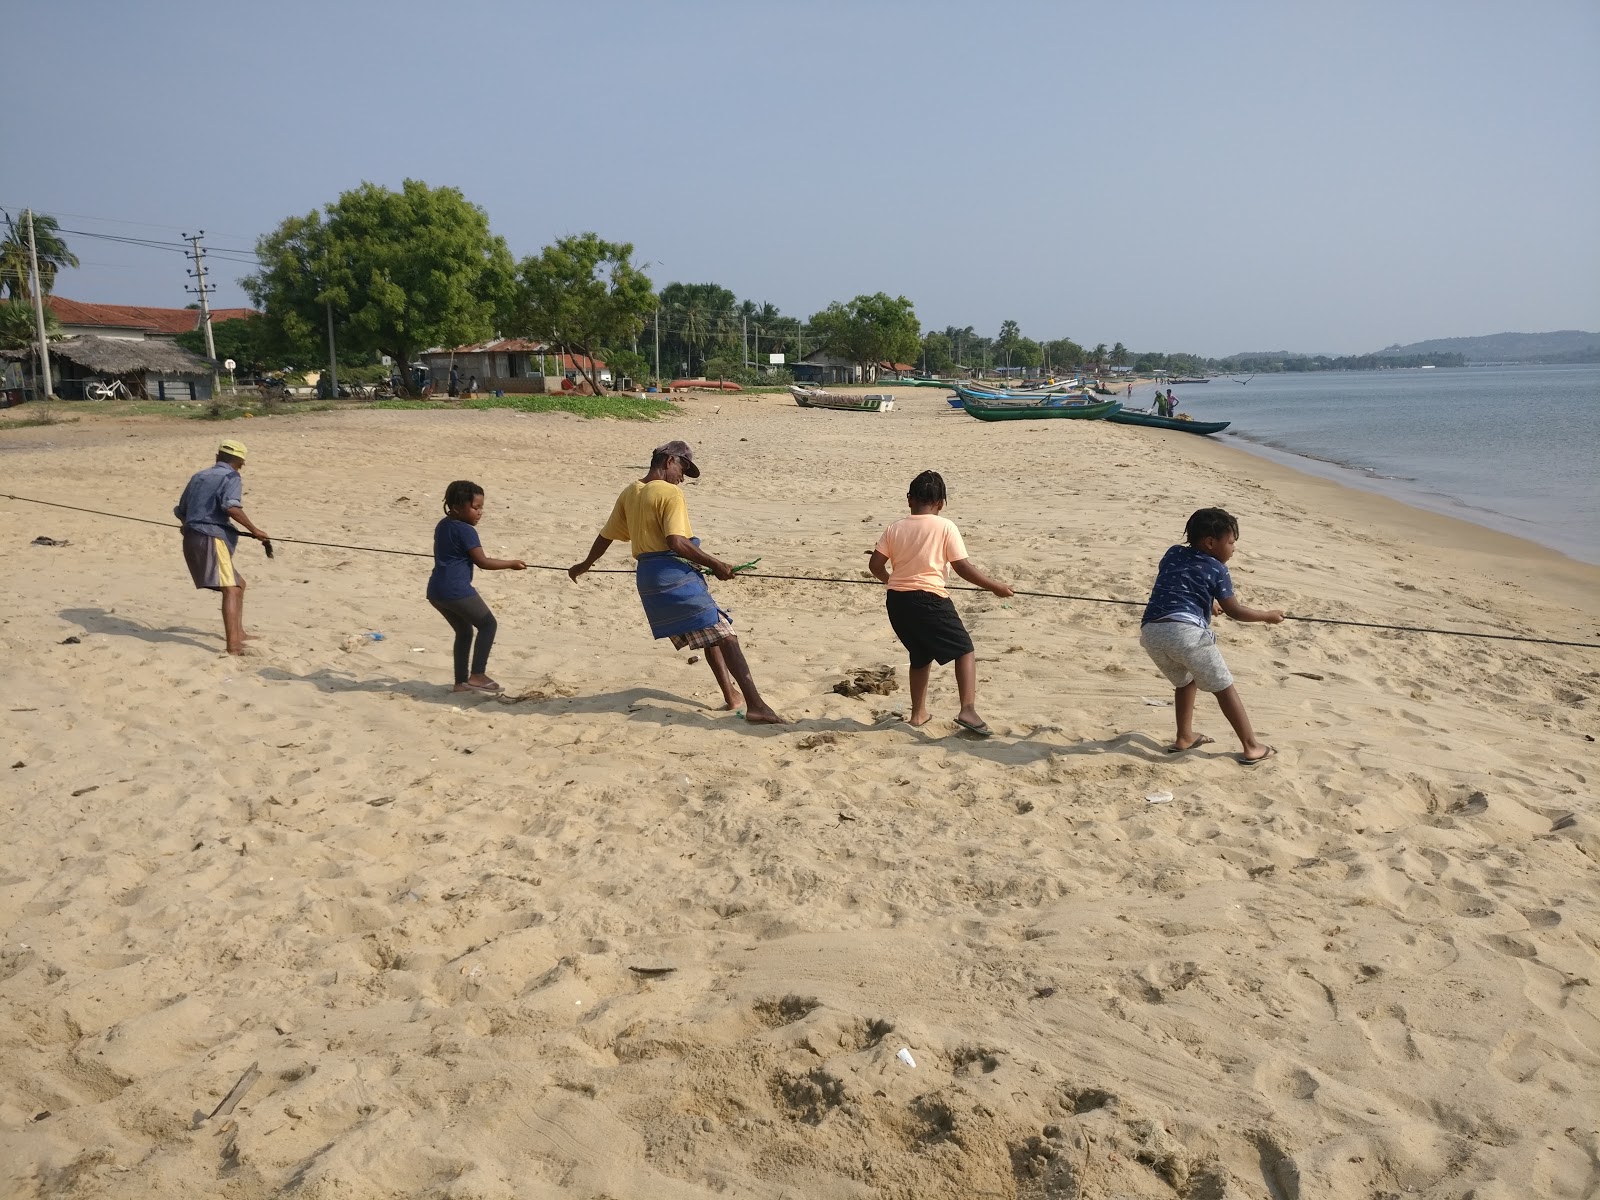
[47,297,257,335]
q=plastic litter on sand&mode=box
[896,1047,916,1068]
[1145,791,1174,804]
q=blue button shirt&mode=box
[1141,544,1234,628]
[174,462,243,550]
[427,517,482,600]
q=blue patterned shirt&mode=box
[1141,545,1234,628]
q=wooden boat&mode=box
[670,378,742,392]
[1107,409,1230,436]
[1168,376,1210,384]
[957,383,1098,404]
[960,392,1122,423]
[790,385,894,412]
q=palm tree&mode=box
[0,211,79,301]
[1111,342,1128,368]
[996,319,1021,369]
[1091,343,1108,372]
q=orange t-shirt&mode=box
[874,514,969,598]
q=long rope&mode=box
[5,491,1597,649]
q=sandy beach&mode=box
[2,388,1597,1199]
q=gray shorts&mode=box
[1140,620,1233,693]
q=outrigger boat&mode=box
[957,385,1122,422]
[790,385,894,412]
[1106,409,1230,436]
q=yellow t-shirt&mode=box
[600,479,693,558]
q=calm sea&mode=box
[1140,364,1600,564]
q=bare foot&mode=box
[743,705,786,725]
[716,691,745,711]
[225,646,246,656]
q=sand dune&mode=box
[2,391,1596,1198]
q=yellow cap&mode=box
[218,440,248,460]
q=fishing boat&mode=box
[790,385,894,413]
[959,391,1122,423]
[1168,376,1211,384]
[956,383,1097,403]
[1106,409,1230,436]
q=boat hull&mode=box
[1107,410,1230,435]
[960,395,1122,422]
[791,386,894,412]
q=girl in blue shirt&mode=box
[427,480,526,692]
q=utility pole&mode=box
[653,307,660,383]
[742,314,748,369]
[325,300,338,398]
[24,210,54,399]
[184,232,219,395]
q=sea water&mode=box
[1139,364,1600,564]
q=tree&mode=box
[1110,342,1128,368]
[808,293,921,382]
[1043,338,1083,372]
[995,319,1021,368]
[1013,336,1043,369]
[658,282,736,376]
[508,233,656,395]
[175,316,268,375]
[245,180,514,386]
[0,298,59,350]
[0,211,79,301]
[921,331,953,374]
[1091,343,1108,371]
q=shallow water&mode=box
[1137,364,1600,563]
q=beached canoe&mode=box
[1107,409,1231,435]
[956,383,1103,405]
[790,386,894,413]
[960,394,1122,422]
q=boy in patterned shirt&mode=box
[1139,507,1282,764]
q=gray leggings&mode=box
[430,593,497,683]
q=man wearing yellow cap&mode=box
[174,440,270,654]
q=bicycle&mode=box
[85,379,132,401]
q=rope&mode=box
[5,491,1597,649]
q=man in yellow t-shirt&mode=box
[569,440,783,724]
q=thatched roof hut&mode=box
[51,336,214,377]
[48,336,216,401]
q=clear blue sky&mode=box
[6,0,1597,355]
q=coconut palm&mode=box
[0,211,79,301]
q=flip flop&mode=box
[461,680,503,694]
[1239,745,1276,766]
[1165,734,1216,754]
[954,717,993,738]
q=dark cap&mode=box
[653,439,699,477]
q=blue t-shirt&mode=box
[174,462,244,551]
[427,517,481,601]
[1141,544,1234,628]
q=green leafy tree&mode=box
[0,211,79,301]
[174,316,267,373]
[657,282,737,376]
[1043,338,1083,372]
[1111,342,1128,368]
[808,292,921,382]
[508,233,656,395]
[0,297,59,349]
[995,319,1021,368]
[1013,336,1043,369]
[245,180,514,387]
[601,346,651,388]
[920,331,953,374]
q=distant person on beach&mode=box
[428,480,526,693]
[173,439,270,656]
[448,365,461,397]
[466,374,479,398]
[868,470,1013,736]
[568,440,784,724]
[1155,392,1170,417]
[1166,388,1179,414]
[1139,507,1282,764]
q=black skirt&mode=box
[886,588,974,668]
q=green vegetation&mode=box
[245,180,514,376]
[508,233,656,396]
[0,211,79,301]
[0,412,76,431]
[370,393,671,420]
[808,293,921,381]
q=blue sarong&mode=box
[635,541,726,639]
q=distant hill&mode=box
[1373,330,1600,363]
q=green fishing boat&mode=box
[959,389,1122,423]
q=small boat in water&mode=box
[1106,409,1230,436]
[790,385,894,412]
[1167,376,1211,384]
